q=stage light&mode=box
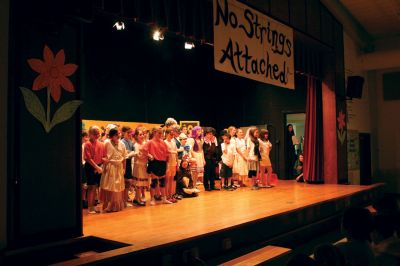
[184,42,195,50]
[153,30,164,41]
[113,21,125,30]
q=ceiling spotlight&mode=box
[113,21,125,30]
[184,42,195,50]
[153,30,164,41]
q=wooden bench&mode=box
[219,245,292,266]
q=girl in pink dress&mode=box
[132,127,148,206]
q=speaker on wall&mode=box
[346,76,364,99]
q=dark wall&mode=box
[8,0,82,248]
[81,19,307,177]
[0,0,9,251]
[246,0,339,49]
[82,19,250,128]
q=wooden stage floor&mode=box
[61,180,382,265]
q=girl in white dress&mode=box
[258,129,273,188]
[190,126,205,186]
[234,128,248,187]
[245,127,261,190]
[227,126,238,188]
[100,128,127,212]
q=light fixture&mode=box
[113,21,125,30]
[184,41,195,50]
[153,29,164,41]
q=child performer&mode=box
[132,127,148,206]
[81,130,89,209]
[177,160,200,197]
[259,129,273,188]
[141,127,172,205]
[83,126,105,214]
[164,128,178,203]
[246,127,261,190]
[121,126,135,206]
[221,132,235,190]
[234,128,248,187]
[227,126,238,188]
[190,126,205,186]
[203,127,219,191]
[100,128,127,212]
[294,153,304,182]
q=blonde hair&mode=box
[165,118,178,127]
[89,125,100,135]
[227,126,236,136]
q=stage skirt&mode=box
[100,162,125,193]
[100,189,125,212]
[192,151,204,177]
[133,160,149,187]
[233,155,248,176]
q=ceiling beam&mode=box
[360,49,400,71]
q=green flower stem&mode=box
[46,88,51,132]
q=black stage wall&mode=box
[7,0,83,248]
[81,19,307,177]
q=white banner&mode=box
[213,0,295,89]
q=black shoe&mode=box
[133,199,146,206]
[205,188,211,191]
[211,187,220,191]
[154,195,162,201]
[175,194,183,200]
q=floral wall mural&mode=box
[337,110,346,145]
[20,45,82,133]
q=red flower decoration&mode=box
[337,111,346,130]
[27,45,78,102]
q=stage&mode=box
[57,180,383,265]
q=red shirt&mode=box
[142,138,168,161]
[84,140,105,165]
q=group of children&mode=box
[81,118,275,214]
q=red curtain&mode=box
[303,76,324,183]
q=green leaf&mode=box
[19,87,47,130]
[49,100,83,131]
[337,129,346,145]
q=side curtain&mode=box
[303,76,324,183]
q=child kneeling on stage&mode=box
[177,159,200,197]
[294,153,304,182]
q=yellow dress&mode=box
[259,139,272,167]
[100,140,127,211]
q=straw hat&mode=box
[179,133,188,140]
